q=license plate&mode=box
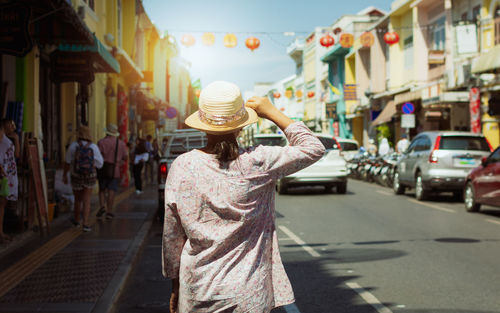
[454,157,476,167]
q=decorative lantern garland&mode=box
[360,31,374,47]
[181,34,195,47]
[383,31,399,45]
[223,33,238,48]
[307,91,315,98]
[245,36,260,51]
[273,92,281,99]
[201,32,215,46]
[320,34,335,48]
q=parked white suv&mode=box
[277,134,348,194]
[393,131,492,200]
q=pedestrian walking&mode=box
[133,138,148,194]
[63,126,103,232]
[0,122,17,243]
[145,134,154,184]
[396,133,410,153]
[162,81,325,313]
[1,119,20,159]
[96,124,128,220]
[378,137,391,156]
[367,138,378,156]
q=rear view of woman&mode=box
[163,81,325,313]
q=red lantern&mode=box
[320,34,335,48]
[360,32,374,48]
[280,107,285,112]
[273,92,281,99]
[339,33,354,48]
[307,91,315,98]
[333,27,342,35]
[384,32,399,45]
[245,37,260,51]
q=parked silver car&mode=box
[277,134,348,194]
[393,131,492,200]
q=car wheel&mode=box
[337,182,347,194]
[415,173,428,201]
[324,184,334,193]
[277,181,288,195]
[393,171,405,195]
[464,182,481,212]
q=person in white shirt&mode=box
[133,138,149,194]
[63,126,103,232]
[379,137,391,156]
[396,134,410,154]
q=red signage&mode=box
[469,88,481,133]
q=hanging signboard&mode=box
[50,51,95,84]
[325,102,338,120]
[343,84,357,101]
[401,114,416,128]
[455,24,478,55]
[0,3,33,57]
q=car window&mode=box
[253,137,287,147]
[406,138,420,153]
[317,137,338,150]
[167,135,207,158]
[439,136,490,151]
[489,147,500,162]
[415,136,431,151]
[340,142,358,151]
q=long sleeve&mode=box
[253,122,325,180]
[162,160,187,278]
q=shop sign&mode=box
[401,114,416,128]
[325,102,337,120]
[50,51,95,84]
[469,88,481,133]
[0,3,32,57]
[343,84,357,101]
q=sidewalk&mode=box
[0,185,158,313]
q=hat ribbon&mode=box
[198,106,246,126]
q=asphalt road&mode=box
[115,179,500,313]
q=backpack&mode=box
[74,141,95,175]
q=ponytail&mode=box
[210,134,240,165]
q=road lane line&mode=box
[283,303,302,313]
[346,282,393,313]
[408,199,456,213]
[278,237,294,241]
[486,219,500,225]
[278,225,320,257]
[376,190,393,196]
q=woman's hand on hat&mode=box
[245,96,276,119]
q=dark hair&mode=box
[135,139,148,154]
[208,133,240,165]
[146,135,152,140]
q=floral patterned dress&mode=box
[0,134,17,201]
[162,122,325,313]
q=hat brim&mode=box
[185,107,258,135]
[106,131,120,137]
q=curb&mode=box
[92,212,155,313]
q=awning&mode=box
[113,46,144,84]
[373,86,410,99]
[321,44,352,62]
[371,100,396,126]
[26,0,94,45]
[422,91,469,106]
[57,35,120,73]
[394,90,421,105]
[471,45,500,74]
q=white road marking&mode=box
[283,303,302,313]
[486,219,500,225]
[278,237,294,241]
[346,282,393,313]
[278,225,321,257]
[376,190,393,196]
[408,199,456,213]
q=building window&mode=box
[404,35,413,69]
[82,0,94,11]
[429,16,446,51]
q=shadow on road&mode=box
[281,186,356,196]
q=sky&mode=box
[143,0,392,93]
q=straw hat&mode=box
[105,124,120,136]
[185,81,258,135]
[77,125,92,142]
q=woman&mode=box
[0,122,17,243]
[162,81,325,313]
[63,126,103,232]
[133,138,149,194]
